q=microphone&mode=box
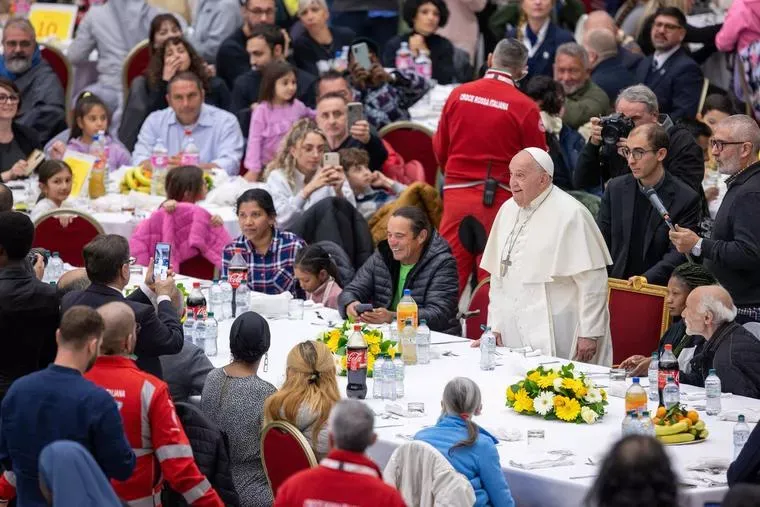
[643,186,693,264]
[643,187,674,229]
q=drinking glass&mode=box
[288,299,305,320]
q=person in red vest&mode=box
[274,399,405,507]
[85,302,224,507]
[434,38,547,294]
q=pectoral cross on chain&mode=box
[500,257,511,278]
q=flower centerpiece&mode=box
[506,363,608,424]
[316,320,397,377]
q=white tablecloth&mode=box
[194,300,745,507]
[91,204,240,238]
[408,84,457,132]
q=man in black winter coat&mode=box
[573,84,705,198]
[681,286,760,399]
[338,206,460,335]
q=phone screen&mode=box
[154,243,171,281]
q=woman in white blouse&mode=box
[264,119,355,230]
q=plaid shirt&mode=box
[221,229,306,297]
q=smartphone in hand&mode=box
[347,102,364,132]
[153,242,171,281]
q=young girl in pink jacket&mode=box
[294,244,343,310]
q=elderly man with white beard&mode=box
[471,148,613,365]
[0,18,66,144]
[553,42,610,130]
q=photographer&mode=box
[572,85,705,196]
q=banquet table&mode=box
[180,287,746,507]
[408,84,457,132]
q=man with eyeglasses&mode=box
[670,115,760,324]
[61,235,184,379]
[634,7,703,121]
[598,123,701,285]
[217,0,285,89]
[0,18,65,145]
[574,84,705,198]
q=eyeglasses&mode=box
[124,256,136,266]
[653,21,683,31]
[620,147,656,161]
[0,95,19,104]
[245,6,275,17]
[3,39,33,49]
[710,139,749,153]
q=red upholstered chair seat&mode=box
[608,277,670,365]
[464,278,489,340]
[379,121,439,186]
[261,421,317,496]
[122,40,151,101]
[33,210,104,267]
[179,255,217,280]
[40,45,72,111]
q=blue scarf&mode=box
[0,46,42,80]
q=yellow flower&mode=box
[369,343,381,357]
[554,395,581,422]
[387,345,398,359]
[366,333,381,345]
[326,330,341,352]
[527,371,542,383]
[513,388,535,414]
[340,355,347,372]
[506,386,516,402]
[367,353,376,373]
[601,389,608,401]
[536,372,559,389]
[561,378,587,398]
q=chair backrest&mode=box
[464,278,489,340]
[383,440,476,507]
[33,209,104,267]
[179,255,218,280]
[122,40,151,102]
[40,45,72,112]
[261,421,318,496]
[608,277,670,365]
[379,121,438,187]
[744,322,760,340]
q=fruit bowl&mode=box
[653,404,709,444]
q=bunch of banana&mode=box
[653,404,709,444]
[120,167,152,194]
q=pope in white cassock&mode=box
[477,148,614,365]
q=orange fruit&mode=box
[656,406,667,418]
[687,411,699,423]
[653,417,661,425]
[676,414,685,421]
[683,417,692,428]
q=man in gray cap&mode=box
[474,148,614,365]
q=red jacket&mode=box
[433,69,548,187]
[85,356,223,507]
[274,449,406,507]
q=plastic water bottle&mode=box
[382,355,397,401]
[234,282,250,315]
[193,315,206,349]
[219,277,233,320]
[641,411,655,436]
[180,129,200,166]
[209,279,223,318]
[12,0,31,17]
[150,140,169,196]
[648,352,659,402]
[734,415,751,459]
[621,410,634,436]
[479,326,496,371]
[663,375,680,409]
[183,310,195,344]
[629,412,641,435]
[393,356,405,399]
[705,368,722,415]
[395,41,413,70]
[372,355,385,399]
[49,252,63,280]
[204,312,218,357]
[416,319,431,365]
[414,49,433,80]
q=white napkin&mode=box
[486,427,522,442]
[720,409,760,423]
[509,455,574,470]
[606,382,629,399]
[687,457,730,472]
[385,403,424,418]
[250,292,292,318]
[680,473,727,488]
[204,177,265,206]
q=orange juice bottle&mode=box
[625,377,648,415]
[396,289,417,334]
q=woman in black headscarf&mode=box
[200,312,277,507]
[619,263,717,377]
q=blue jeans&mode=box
[330,11,398,50]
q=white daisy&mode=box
[581,406,599,424]
[553,377,564,391]
[583,376,595,389]
[584,388,603,404]
[533,391,555,416]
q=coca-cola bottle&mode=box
[346,324,368,399]
[658,344,679,406]
[227,248,249,317]
[186,282,207,320]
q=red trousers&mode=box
[439,186,511,295]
